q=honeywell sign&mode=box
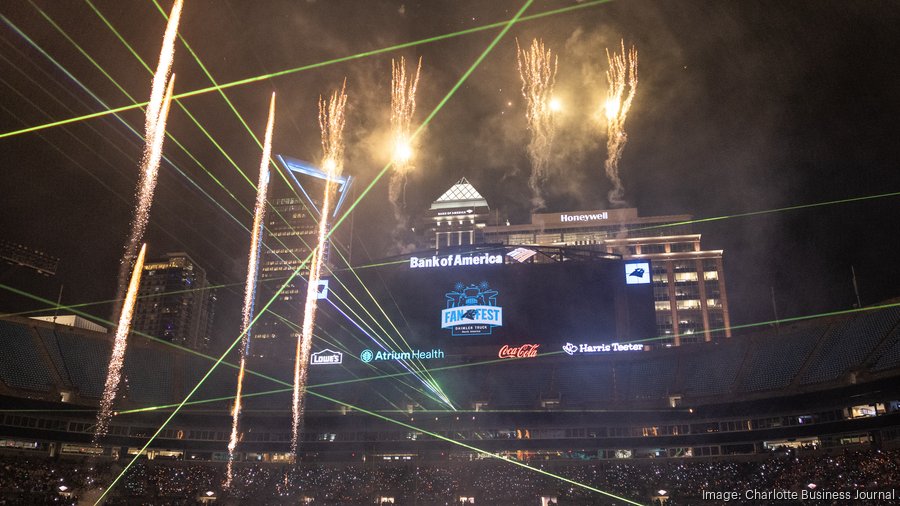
[532,208,637,226]
[560,212,608,222]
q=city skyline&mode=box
[1,1,898,349]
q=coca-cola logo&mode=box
[498,344,540,359]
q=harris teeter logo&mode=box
[441,281,502,336]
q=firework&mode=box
[225,93,276,488]
[603,40,638,207]
[112,0,182,321]
[94,243,147,441]
[516,38,558,211]
[291,81,348,455]
[389,56,422,226]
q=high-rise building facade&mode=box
[421,180,732,347]
[423,177,491,250]
[250,156,352,359]
[132,252,215,351]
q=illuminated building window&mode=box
[674,272,698,282]
[676,300,701,310]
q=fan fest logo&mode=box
[441,281,503,336]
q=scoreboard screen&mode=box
[318,250,654,350]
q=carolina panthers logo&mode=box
[441,281,503,336]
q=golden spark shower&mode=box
[516,37,558,211]
[95,66,175,442]
[112,0,182,321]
[603,40,638,208]
[225,93,276,488]
[389,56,422,228]
[291,80,348,455]
[94,244,146,441]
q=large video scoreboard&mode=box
[318,248,654,354]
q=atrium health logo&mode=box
[360,349,374,363]
[441,281,503,336]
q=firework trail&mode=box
[603,40,638,208]
[389,56,422,228]
[225,93,276,488]
[291,81,348,455]
[95,73,175,441]
[94,243,147,442]
[516,38,558,211]
[113,0,182,321]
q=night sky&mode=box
[1,1,898,348]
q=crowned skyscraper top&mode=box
[250,156,352,359]
[424,177,491,250]
[420,178,731,347]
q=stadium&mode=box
[2,1,900,505]
[2,244,900,504]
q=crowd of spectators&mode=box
[0,447,898,505]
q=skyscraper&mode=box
[421,179,732,347]
[132,252,215,351]
[250,156,352,359]
[422,177,491,250]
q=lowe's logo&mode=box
[311,349,342,365]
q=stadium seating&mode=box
[873,323,900,371]
[485,367,538,407]
[123,346,174,406]
[34,326,72,386]
[0,321,53,392]
[2,304,900,410]
[557,363,615,406]
[739,327,822,392]
[801,307,900,384]
[621,357,678,400]
[54,329,109,398]
[680,341,748,396]
[181,354,240,404]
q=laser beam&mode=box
[0,0,615,140]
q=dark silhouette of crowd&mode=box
[1,447,898,505]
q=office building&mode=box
[250,156,352,358]
[423,177,491,250]
[421,180,731,346]
[132,252,215,351]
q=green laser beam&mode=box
[94,239,317,504]
[305,0,549,408]
[24,0,899,404]
[149,0,451,402]
[0,0,614,140]
[623,191,900,235]
[0,260,407,319]
[95,3,534,499]
[7,183,888,322]
[112,350,564,415]
[306,389,644,506]
[82,0,341,281]
[5,266,898,417]
[0,268,443,409]
[86,0,446,404]
[0,11,271,264]
[83,0,433,402]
